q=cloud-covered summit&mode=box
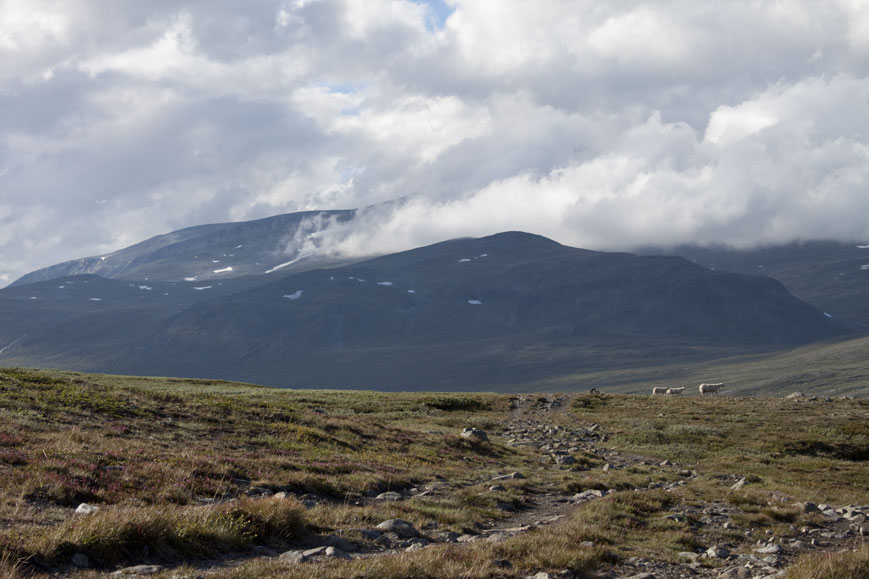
[2,0,868,285]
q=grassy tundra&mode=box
[0,367,866,577]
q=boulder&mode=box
[75,503,100,515]
[705,545,731,559]
[492,472,525,481]
[730,477,747,491]
[324,534,359,552]
[461,427,488,441]
[279,550,308,563]
[375,518,420,539]
[302,546,328,558]
[754,543,783,554]
[796,502,820,514]
[325,546,351,560]
[573,489,606,501]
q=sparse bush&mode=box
[423,396,488,412]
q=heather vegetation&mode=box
[0,368,866,578]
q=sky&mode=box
[2,0,869,286]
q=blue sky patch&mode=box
[412,0,454,30]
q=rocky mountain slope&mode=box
[639,241,869,331]
[10,210,356,286]
[0,224,850,390]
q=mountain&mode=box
[10,209,356,286]
[638,241,869,330]
[0,224,850,391]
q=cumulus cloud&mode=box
[1,0,869,285]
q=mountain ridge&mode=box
[10,209,356,287]
[0,222,852,391]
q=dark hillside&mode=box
[641,241,869,330]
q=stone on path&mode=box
[279,550,308,563]
[492,472,525,481]
[730,477,747,491]
[324,534,358,552]
[754,543,783,554]
[573,489,605,501]
[375,518,420,538]
[704,545,730,559]
[796,501,820,514]
[111,566,164,576]
[302,546,327,557]
[718,568,753,579]
[325,546,351,559]
[75,503,100,515]
[461,427,488,441]
[376,491,403,501]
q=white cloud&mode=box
[2,1,869,285]
[587,7,691,68]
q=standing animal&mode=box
[652,387,667,396]
[666,387,685,395]
[699,383,724,396]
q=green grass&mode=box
[0,367,866,578]
[29,497,305,567]
[572,392,869,504]
[783,545,869,578]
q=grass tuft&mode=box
[783,545,869,579]
[28,496,305,567]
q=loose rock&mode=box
[573,489,606,501]
[75,503,100,515]
[730,477,747,491]
[111,566,164,576]
[492,472,525,481]
[279,550,308,564]
[325,546,351,559]
[461,427,488,441]
[705,545,731,559]
[375,518,420,538]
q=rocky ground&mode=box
[90,393,867,579]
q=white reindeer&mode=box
[699,383,725,396]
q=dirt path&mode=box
[108,393,865,579]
